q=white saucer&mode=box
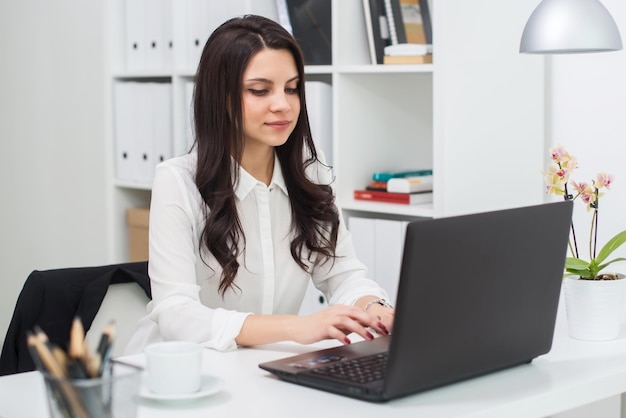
[140,374,223,401]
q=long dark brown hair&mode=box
[193,15,339,296]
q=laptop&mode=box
[259,201,573,402]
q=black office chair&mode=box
[0,261,151,376]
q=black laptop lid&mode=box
[384,201,573,399]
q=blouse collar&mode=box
[235,153,288,200]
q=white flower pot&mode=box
[564,275,626,341]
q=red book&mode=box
[353,189,432,205]
[366,180,388,191]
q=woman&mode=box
[125,15,394,354]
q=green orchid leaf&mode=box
[596,257,626,273]
[595,230,626,264]
[565,257,590,270]
[565,267,594,278]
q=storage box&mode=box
[126,208,149,262]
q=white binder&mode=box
[179,80,195,156]
[113,82,137,182]
[305,81,333,166]
[184,0,279,71]
[185,0,211,71]
[143,0,164,70]
[161,0,174,71]
[125,0,147,71]
[153,83,173,173]
[204,0,274,37]
[134,83,156,185]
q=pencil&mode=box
[96,321,115,376]
[86,352,102,379]
[32,327,68,377]
[30,328,90,418]
[27,332,74,418]
[67,316,92,378]
[81,340,97,378]
[26,331,47,373]
[69,316,86,361]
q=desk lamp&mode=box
[520,0,622,53]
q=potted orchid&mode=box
[545,145,626,279]
[544,144,626,341]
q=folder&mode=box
[177,80,195,157]
[305,81,333,166]
[143,0,160,70]
[152,83,173,174]
[113,82,138,182]
[185,0,211,70]
[125,0,147,71]
[183,0,281,70]
[134,83,156,184]
[161,0,174,71]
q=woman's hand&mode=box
[236,298,394,348]
[353,296,395,335]
[362,302,394,334]
[289,304,391,346]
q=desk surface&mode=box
[2,297,626,418]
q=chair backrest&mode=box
[85,282,150,357]
[0,261,151,376]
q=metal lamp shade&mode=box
[520,0,622,54]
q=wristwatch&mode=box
[364,298,393,311]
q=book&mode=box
[371,168,433,182]
[366,180,388,191]
[363,0,391,64]
[383,54,432,64]
[383,0,407,46]
[354,189,433,205]
[398,0,432,45]
[386,175,433,193]
[384,42,431,56]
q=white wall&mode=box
[0,1,109,349]
[549,0,626,274]
[548,1,626,417]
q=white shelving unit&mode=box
[105,0,547,262]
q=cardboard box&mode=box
[383,54,433,65]
[126,208,149,262]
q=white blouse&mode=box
[124,151,387,354]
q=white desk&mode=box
[2,298,626,418]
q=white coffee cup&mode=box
[145,341,202,394]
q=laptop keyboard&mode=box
[310,353,388,384]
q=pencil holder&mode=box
[41,361,142,418]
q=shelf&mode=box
[105,0,546,262]
[115,181,152,191]
[335,64,433,74]
[111,72,173,80]
[304,65,333,75]
[339,199,433,218]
